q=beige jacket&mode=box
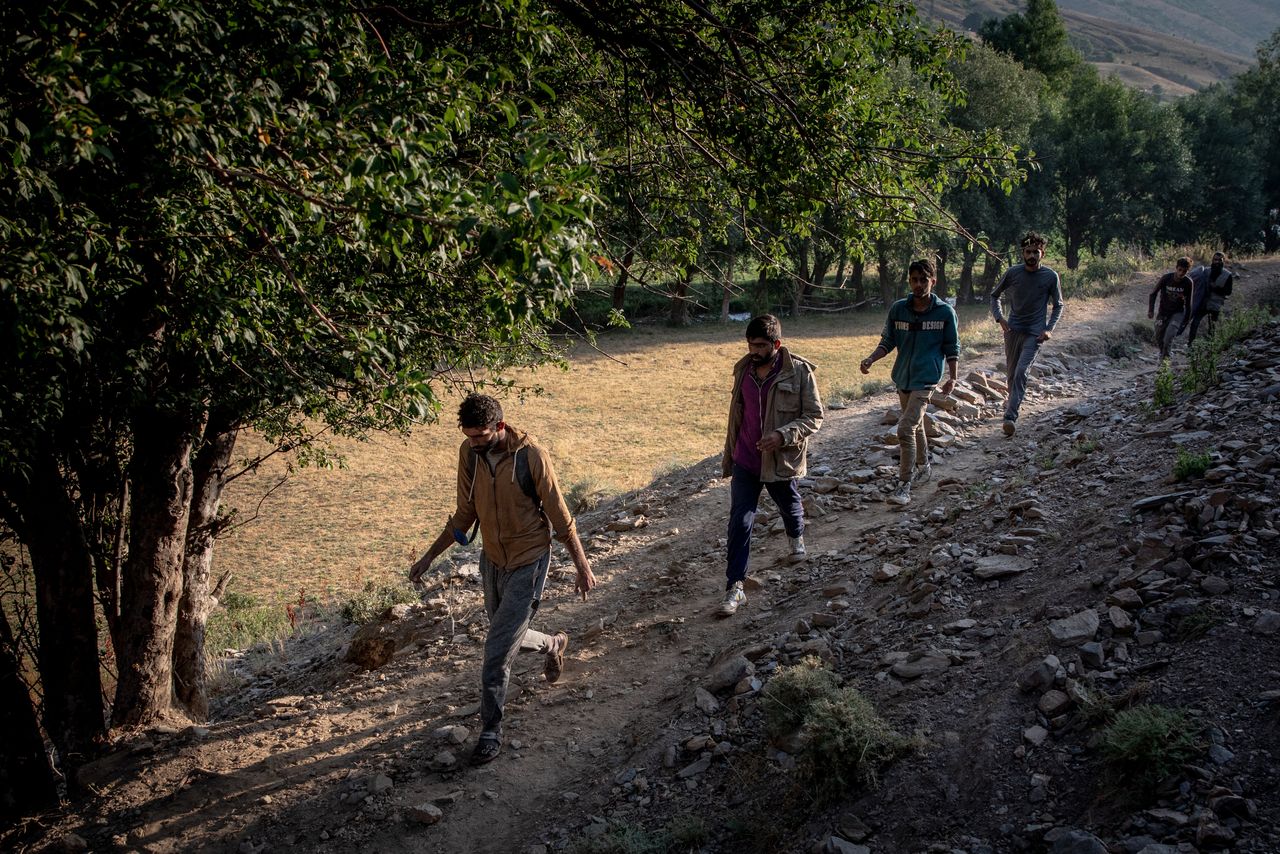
[446,426,577,570]
[721,347,823,481]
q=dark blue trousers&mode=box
[726,464,804,587]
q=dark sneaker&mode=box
[718,581,746,617]
[543,631,568,684]
[470,735,502,765]
[1002,420,1016,437]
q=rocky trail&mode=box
[22,261,1280,854]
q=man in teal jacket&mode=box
[860,258,959,506]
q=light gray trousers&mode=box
[478,550,553,738]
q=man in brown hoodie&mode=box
[410,393,595,765]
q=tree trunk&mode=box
[609,247,635,312]
[980,252,1001,291]
[1065,230,1082,270]
[876,243,894,308]
[959,244,978,303]
[0,607,58,819]
[833,244,848,289]
[667,268,692,327]
[935,246,949,298]
[112,410,200,728]
[0,453,107,769]
[851,259,865,303]
[754,265,770,314]
[808,247,833,298]
[792,238,812,294]
[172,418,237,722]
[720,250,734,322]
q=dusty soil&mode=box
[15,261,1280,854]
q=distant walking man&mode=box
[1187,251,1234,346]
[409,393,595,765]
[990,232,1064,437]
[720,315,823,617]
[860,259,959,506]
[1148,256,1194,359]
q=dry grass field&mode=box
[217,303,1001,604]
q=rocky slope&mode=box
[20,261,1280,854]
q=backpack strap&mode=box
[514,446,542,511]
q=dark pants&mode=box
[1187,309,1219,346]
[726,464,804,587]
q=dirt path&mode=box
[28,260,1280,854]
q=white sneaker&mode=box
[719,581,746,617]
[885,482,911,506]
[787,534,807,563]
[912,463,932,486]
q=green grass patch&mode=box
[1172,603,1223,641]
[340,579,419,625]
[206,591,295,654]
[1099,704,1199,796]
[566,814,708,854]
[1060,248,1143,300]
[1173,447,1212,481]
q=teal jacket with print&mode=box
[877,293,960,391]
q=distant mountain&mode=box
[922,0,1275,96]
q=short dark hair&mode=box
[1020,232,1047,250]
[1176,256,1191,270]
[908,258,936,279]
[458,393,502,429]
[745,314,782,343]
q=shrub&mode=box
[1181,306,1271,393]
[1060,247,1143,299]
[1173,447,1212,481]
[1152,358,1176,407]
[761,656,841,739]
[340,580,418,625]
[802,688,912,799]
[564,475,613,514]
[1099,704,1199,794]
[566,815,708,854]
[761,657,908,801]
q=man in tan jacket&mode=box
[410,394,595,764]
[719,315,823,616]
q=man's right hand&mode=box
[998,319,1010,333]
[409,554,435,585]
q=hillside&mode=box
[21,261,1280,853]
[927,0,1263,95]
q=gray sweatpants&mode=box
[1003,328,1042,423]
[479,550,554,738]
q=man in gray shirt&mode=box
[990,232,1064,437]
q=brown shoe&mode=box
[544,632,568,683]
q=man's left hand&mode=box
[575,562,596,601]
[1037,330,1052,343]
[940,378,956,395]
[756,431,783,453]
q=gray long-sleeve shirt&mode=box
[990,264,1064,334]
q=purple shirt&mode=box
[732,356,781,475]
